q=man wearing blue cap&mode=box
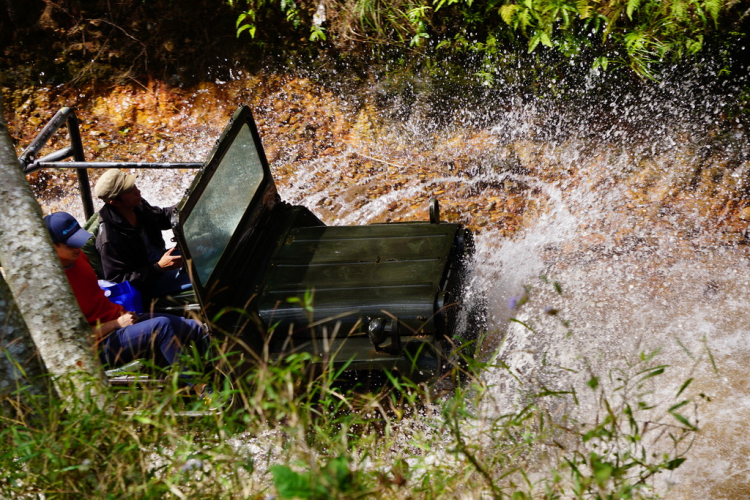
[44,211,207,369]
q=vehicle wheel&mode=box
[208,334,258,412]
[402,340,442,384]
[440,293,489,387]
[199,364,239,412]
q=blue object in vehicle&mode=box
[99,280,144,314]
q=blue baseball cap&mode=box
[44,212,93,248]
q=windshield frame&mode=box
[173,105,275,302]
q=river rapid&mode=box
[13,63,750,497]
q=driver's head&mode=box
[94,169,136,202]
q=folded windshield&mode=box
[182,123,264,285]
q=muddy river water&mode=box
[14,68,750,497]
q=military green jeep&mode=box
[22,105,476,384]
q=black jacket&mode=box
[96,200,175,289]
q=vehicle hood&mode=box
[257,222,463,337]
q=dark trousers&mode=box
[149,269,193,299]
[99,313,207,368]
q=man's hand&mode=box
[95,310,140,341]
[116,311,138,328]
[157,247,184,271]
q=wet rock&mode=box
[738,207,750,221]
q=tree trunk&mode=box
[0,94,107,403]
[0,271,52,417]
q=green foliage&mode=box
[231,0,301,40]
[310,25,327,42]
[271,456,362,499]
[227,0,741,80]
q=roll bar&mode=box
[20,107,202,220]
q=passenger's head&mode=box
[94,169,137,203]
[44,212,93,265]
[44,212,92,248]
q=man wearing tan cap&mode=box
[94,169,191,301]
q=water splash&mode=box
[275,65,749,496]
[29,61,750,497]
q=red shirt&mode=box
[64,253,124,334]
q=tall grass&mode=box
[1,310,705,498]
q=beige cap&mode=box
[94,169,136,201]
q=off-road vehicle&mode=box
[21,105,476,384]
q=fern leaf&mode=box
[500,4,521,25]
[704,0,722,24]
[561,8,571,29]
[670,0,687,22]
[519,9,533,33]
[576,0,592,19]
[686,35,703,54]
[626,0,641,20]
[528,32,541,52]
[541,31,552,47]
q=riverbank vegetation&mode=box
[232,0,747,80]
[1,307,707,498]
[2,0,749,151]
[1,0,748,88]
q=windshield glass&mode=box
[183,123,264,286]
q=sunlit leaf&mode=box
[665,457,686,470]
[593,56,609,71]
[676,378,693,397]
[500,4,521,25]
[626,0,641,20]
[670,411,698,430]
[705,0,722,23]
[576,0,593,18]
[236,23,255,39]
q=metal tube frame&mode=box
[19,107,201,220]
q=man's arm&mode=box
[92,311,137,343]
[140,199,175,230]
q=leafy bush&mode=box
[229,0,745,79]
